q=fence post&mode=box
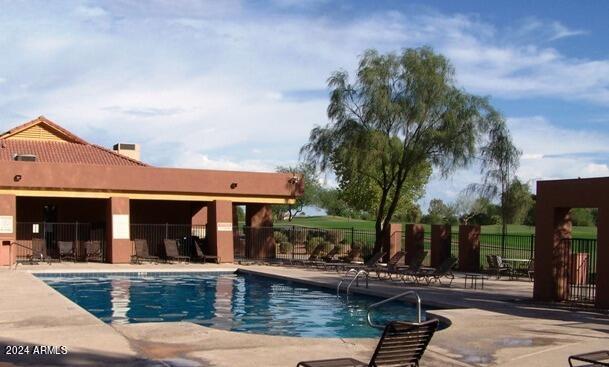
[530,234,535,260]
[501,232,505,258]
[351,227,354,248]
[165,223,168,239]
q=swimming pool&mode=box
[37,271,432,338]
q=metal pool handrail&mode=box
[367,290,422,329]
[337,268,368,296]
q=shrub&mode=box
[305,236,327,254]
[291,230,306,244]
[325,229,344,244]
[279,242,293,254]
[274,231,289,244]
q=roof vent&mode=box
[112,143,140,161]
[14,154,37,162]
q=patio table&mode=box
[502,258,531,277]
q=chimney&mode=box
[113,143,141,161]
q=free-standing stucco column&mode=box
[0,194,16,266]
[458,225,480,272]
[382,223,402,262]
[431,224,451,268]
[107,197,131,264]
[245,204,274,260]
[207,200,234,263]
[404,224,424,264]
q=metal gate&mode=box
[564,238,597,305]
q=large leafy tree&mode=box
[274,162,322,221]
[503,179,534,224]
[301,47,517,253]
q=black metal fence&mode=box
[562,238,597,305]
[478,233,535,269]
[234,225,379,263]
[130,224,206,259]
[15,222,107,262]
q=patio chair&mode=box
[84,240,103,262]
[374,251,405,280]
[163,239,190,263]
[412,256,458,286]
[568,350,609,367]
[527,258,534,282]
[297,243,327,267]
[131,239,160,264]
[345,250,387,272]
[57,241,76,262]
[399,251,429,283]
[193,238,220,263]
[486,255,514,279]
[324,247,363,272]
[28,238,51,264]
[297,319,439,367]
[310,245,341,269]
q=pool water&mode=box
[37,272,430,338]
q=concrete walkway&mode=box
[0,263,606,366]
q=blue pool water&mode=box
[37,271,431,338]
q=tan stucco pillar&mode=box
[107,197,131,264]
[191,203,207,226]
[404,224,424,264]
[245,204,274,259]
[459,225,480,272]
[0,194,16,266]
[208,200,234,263]
[431,224,451,268]
[382,223,402,262]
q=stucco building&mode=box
[0,116,303,265]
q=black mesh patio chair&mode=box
[374,251,405,280]
[486,255,514,279]
[84,240,102,262]
[29,238,51,264]
[297,319,439,367]
[163,239,190,263]
[398,251,429,283]
[527,258,534,282]
[345,250,387,272]
[324,247,363,272]
[57,241,76,262]
[131,239,160,264]
[311,246,341,269]
[412,256,458,286]
[298,243,326,267]
[193,239,220,263]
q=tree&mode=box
[424,198,457,224]
[503,179,534,224]
[274,162,321,221]
[468,121,521,239]
[301,47,516,253]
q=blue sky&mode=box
[1,0,609,213]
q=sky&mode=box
[1,0,609,214]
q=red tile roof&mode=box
[0,116,146,166]
[0,140,146,166]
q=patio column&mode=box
[404,224,424,265]
[0,194,16,266]
[107,197,131,264]
[458,225,480,272]
[383,223,402,262]
[245,204,274,259]
[431,224,451,268]
[596,207,609,308]
[207,200,234,263]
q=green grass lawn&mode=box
[279,215,597,239]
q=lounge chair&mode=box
[297,319,439,367]
[193,239,220,263]
[324,247,363,272]
[568,350,609,367]
[57,241,76,262]
[163,239,190,263]
[310,246,341,269]
[293,243,326,267]
[411,256,458,286]
[399,251,429,283]
[487,255,514,279]
[374,251,405,280]
[84,240,102,262]
[527,258,534,282]
[345,250,387,272]
[29,238,51,264]
[131,239,160,264]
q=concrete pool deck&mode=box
[0,263,607,366]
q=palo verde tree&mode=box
[301,47,518,253]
